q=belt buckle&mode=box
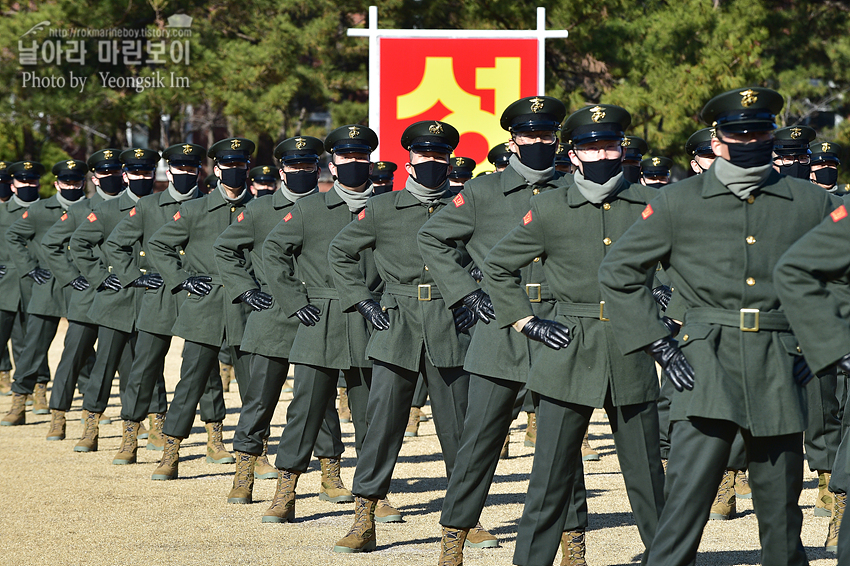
[599,301,609,322]
[418,284,431,301]
[526,283,541,303]
[740,308,759,332]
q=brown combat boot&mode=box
[205,421,235,463]
[734,470,751,499]
[146,413,165,451]
[74,409,101,452]
[581,430,600,461]
[227,452,256,504]
[333,496,378,553]
[709,469,736,520]
[112,421,140,465]
[816,471,834,517]
[319,457,354,503]
[375,496,402,522]
[560,530,588,566]
[438,526,469,566]
[137,419,148,440]
[262,469,300,522]
[219,361,233,393]
[0,370,11,395]
[404,407,420,437]
[254,438,278,479]
[1,392,26,426]
[500,433,510,459]
[338,387,351,423]
[524,412,537,447]
[465,522,499,548]
[151,435,181,480]
[826,491,845,552]
[32,382,49,414]
[46,410,66,440]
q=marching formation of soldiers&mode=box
[1,86,849,566]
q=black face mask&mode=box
[171,172,197,194]
[98,174,124,194]
[622,164,641,183]
[813,167,839,187]
[335,161,371,188]
[15,184,39,202]
[0,182,12,200]
[60,186,85,201]
[219,167,248,189]
[285,170,318,194]
[779,162,811,180]
[128,178,154,197]
[372,183,393,195]
[516,141,558,170]
[724,138,774,168]
[579,158,622,185]
[645,182,667,189]
[412,161,450,189]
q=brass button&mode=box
[682,334,689,341]
[231,206,236,212]
[428,207,434,214]
[746,236,756,245]
[603,237,612,246]
[603,202,611,211]
[746,277,755,286]
[796,346,802,353]
[747,195,755,204]
[532,188,540,195]
[424,265,429,271]
[139,250,146,257]
[179,250,185,256]
[67,245,71,250]
[533,257,540,263]
[187,292,191,297]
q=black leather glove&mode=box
[793,355,815,386]
[452,306,476,333]
[652,285,672,311]
[461,289,495,324]
[0,265,6,280]
[469,266,484,283]
[97,273,122,292]
[645,337,695,391]
[180,275,212,296]
[356,299,390,331]
[239,289,274,311]
[661,316,681,337]
[294,304,321,326]
[130,273,164,290]
[70,275,90,291]
[521,317,572,350]
[26,267,52,285]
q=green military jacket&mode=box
[214,190,300,358]
[417,164,565,382]
[329,188,471,372]
[598,164,839,437]
[42,193,105,324]
[69,191,140,332]
[6,195,69,318]
[262,188,380,369]
[148,186,252,347]
[0,199,32,313]
[103,186,195,336]
[484,181,659,407]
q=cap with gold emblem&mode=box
[686,128,716,157]
[162,143,206,166]
[621,136,649,162]
[449,156,476,180]
[87,148,123,172]
[370,161,397,183]
[811,141,842,166]
[119,148,160,171]
[8,161,45,180]
[487,143,512,168]
[500,96,567,133]
[52,159,88,182]
[274,136,324,165]
[700,87,783,133]
[202,174,218,193]
[562,104,632,146]
[401,121,459,154]
[555,143,570,165]
[249,166,278,184]
[773,125,816,156]
[208,138,255,164]
[641,156,673,177]
[324,125,379,155]
[0,160,12,182]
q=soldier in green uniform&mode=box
[448,156,476,192]
[260,125,386,524]
[3,160,85,424]
[329,120,478,554]
[621,135,648,184]
[810,141,844,193]
[214,135,346,504]
[686,128,717,174]
[773,125,816,180]
[370,161,396,195]
[146,138,255,480]
[248,165,278,198]
[40,156,112,441]
[418,96,585,562]
[554,142,573,175]
[487,142,512,173]
[640,156,673,188]
[482,104,666,566]
[0,160,26,397]
[201,174,217,194]
[598,87,838,566]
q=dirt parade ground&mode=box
[0,320,841,565]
